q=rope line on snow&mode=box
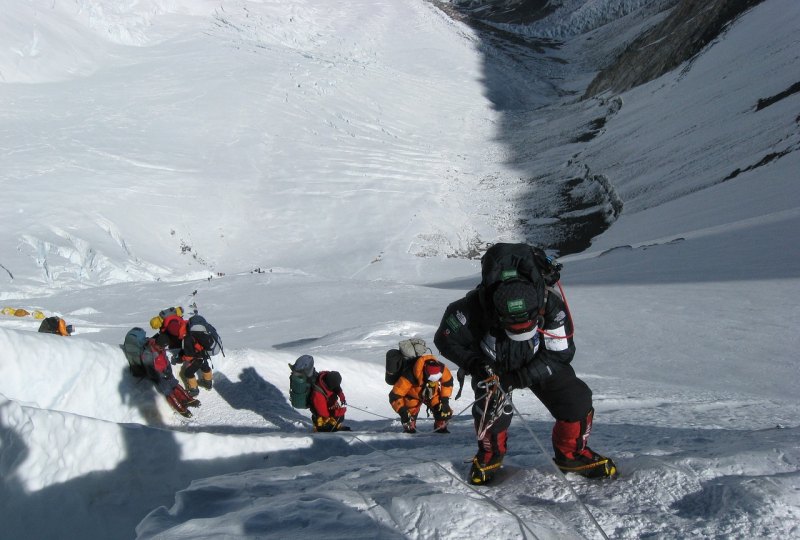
[343,396,607,539]
[340,397,592,539]
[290,393,602,539]
[326,397,607,537]
[510,401,610,540]
[344,402,396,420]
[343,430,543,540]
[345,394,483,423]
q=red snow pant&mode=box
[530,365,594,461]
[472,364,594,464]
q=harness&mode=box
[474,370,512,440]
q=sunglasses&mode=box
[499,308,535,325]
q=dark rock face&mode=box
[435,0,771,256]
[449,0,553,25]
[583,0,766,98]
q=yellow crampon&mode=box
[556,457,617,478]
[469,457,503,485]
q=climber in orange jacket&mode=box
[389,355,454,433]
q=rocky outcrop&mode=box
[584,0,765,98]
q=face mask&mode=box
[505,327,537,341]
[427,372,442,382]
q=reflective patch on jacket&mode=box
[544,325,568,351]
[445,310,466,332]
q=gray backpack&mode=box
[121,327,148,378]
[289,355,317,408]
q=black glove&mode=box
[521,359,560,387]
[469,360,494,381]
[499,371,520,392]
[398,407,410,424]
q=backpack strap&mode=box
[535,287,549,329]
[454,368,467,400]
[537,282,575,339]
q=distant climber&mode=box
[38,316,73,336]
[310,371,350,432]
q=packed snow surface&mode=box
[1,0,798,539]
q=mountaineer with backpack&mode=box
[288,355,351,432]
[150,306,186,352]
[38,316,74,336]
[310,371,350,432]
[122,329,199,417]
[387,339,454,433]
[434,243,616,485]
[150,307,223,397]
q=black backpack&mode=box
[38,316,61,334]
[187,314,224,356]
[385,338,427,385]
[481,243,576,341]
[480,243,562,290]
[479,243,565,328]
[38,316,72,336]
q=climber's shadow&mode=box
[214,366,307,432]
[117,366,169,426]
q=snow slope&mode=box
[1,0,799,538]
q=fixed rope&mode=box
[511,401,610,540]
[344,402,396,420]
[343,429,544,540]
[339,382,608,538]
[345,393,484,424]
[342,390,590,539]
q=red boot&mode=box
[172,385,201,408]
[552,409,616,478]
[166,392,191,418]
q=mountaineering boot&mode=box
[552,409,616,478]
[314,416,342,432]
[173,385,201,408]
[403,416,417,434]
[433,419,449,434]
[554,448,617,478]
[166,392,191,418]
[185,378,200,397]
[469,456,503,485]
[198,370,213,390]
[180,367,200,397]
